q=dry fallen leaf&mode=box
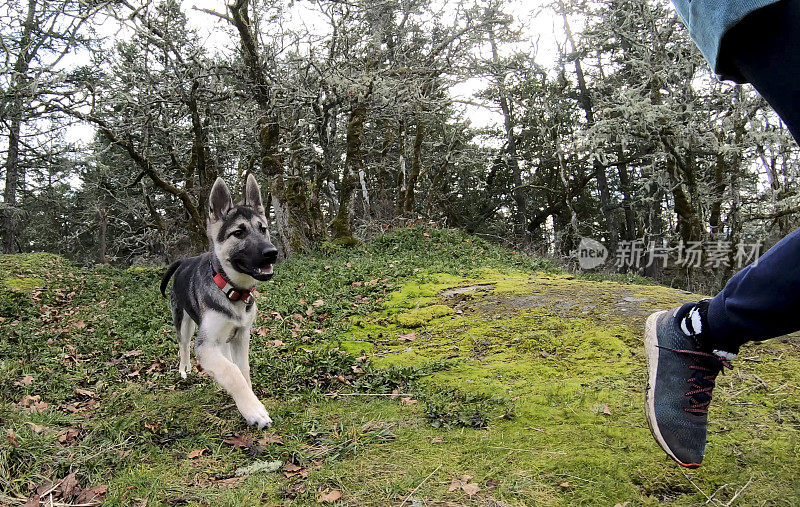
[602,404,612,416]
[398,332,417,342]
[58,472,80,499]
[306,306,314,316]
[24,422,44,434]
[187,448,208,459]
[123,349,143,358]
[448,475,480,496]
[317,489,342,503]
[58,428,80,445]
[14,375,34,386]
[400,397,417,406]
[461,483,480,496]
[258,433,284,446]
[223,434,253,449]
[268,339,286,347]
[559,482,571,488]
[146,361,163,374]
[283,462,310,478]
[75,484,108,505]
[212,476,244,489]
[6,429,20,448]
[75,388,97,398]
[313,299,325,307]
[19,395,48,413]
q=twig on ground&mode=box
[682,472,714,505]
[488,445,566,455]
[557,473,596,484]
[706,484,728,504]
[400,463,442,507]
[725,476,754,506]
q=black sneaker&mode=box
[644,307,733,468]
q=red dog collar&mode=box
[210,263,254,304]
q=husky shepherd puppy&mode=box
[160,175,277,428]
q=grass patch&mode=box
[1,226,799,505]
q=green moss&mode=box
[382,272,467,310]
[2,277,45,290]
[395,304,454,327]
[331,235,361,247]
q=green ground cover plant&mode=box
[1,227,799,506]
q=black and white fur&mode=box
[160,174,278,428]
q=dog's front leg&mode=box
[196,316,271,428]
[230,328,252,389]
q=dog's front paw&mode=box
[239,400,272,429]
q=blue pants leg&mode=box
[706,228,800,353]
[703,0,800,352]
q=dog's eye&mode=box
[258,225,267,234]
[231,229,247,238]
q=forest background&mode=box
[3,0,797,293]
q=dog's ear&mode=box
[244,173,265,215]
[209,177,233,221]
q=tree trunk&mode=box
[2,0,37,254]
[617,159,637,241]
[402,118,425,215]
[98,207,109,265]
[229,0,324,257]
[3,109,23,254]
[665,153,703,243]
[560,3,618,249]
[709,131,727,237]
[489,32,526,242]
[331,101,365,244]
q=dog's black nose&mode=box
[262,246,278,264]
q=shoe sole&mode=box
[644,310,701,469]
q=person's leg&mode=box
[706,228,800,354]
[718,0,800,144]
[702,0,800,351]
[696,0,800,353]
[647,0,800,467]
